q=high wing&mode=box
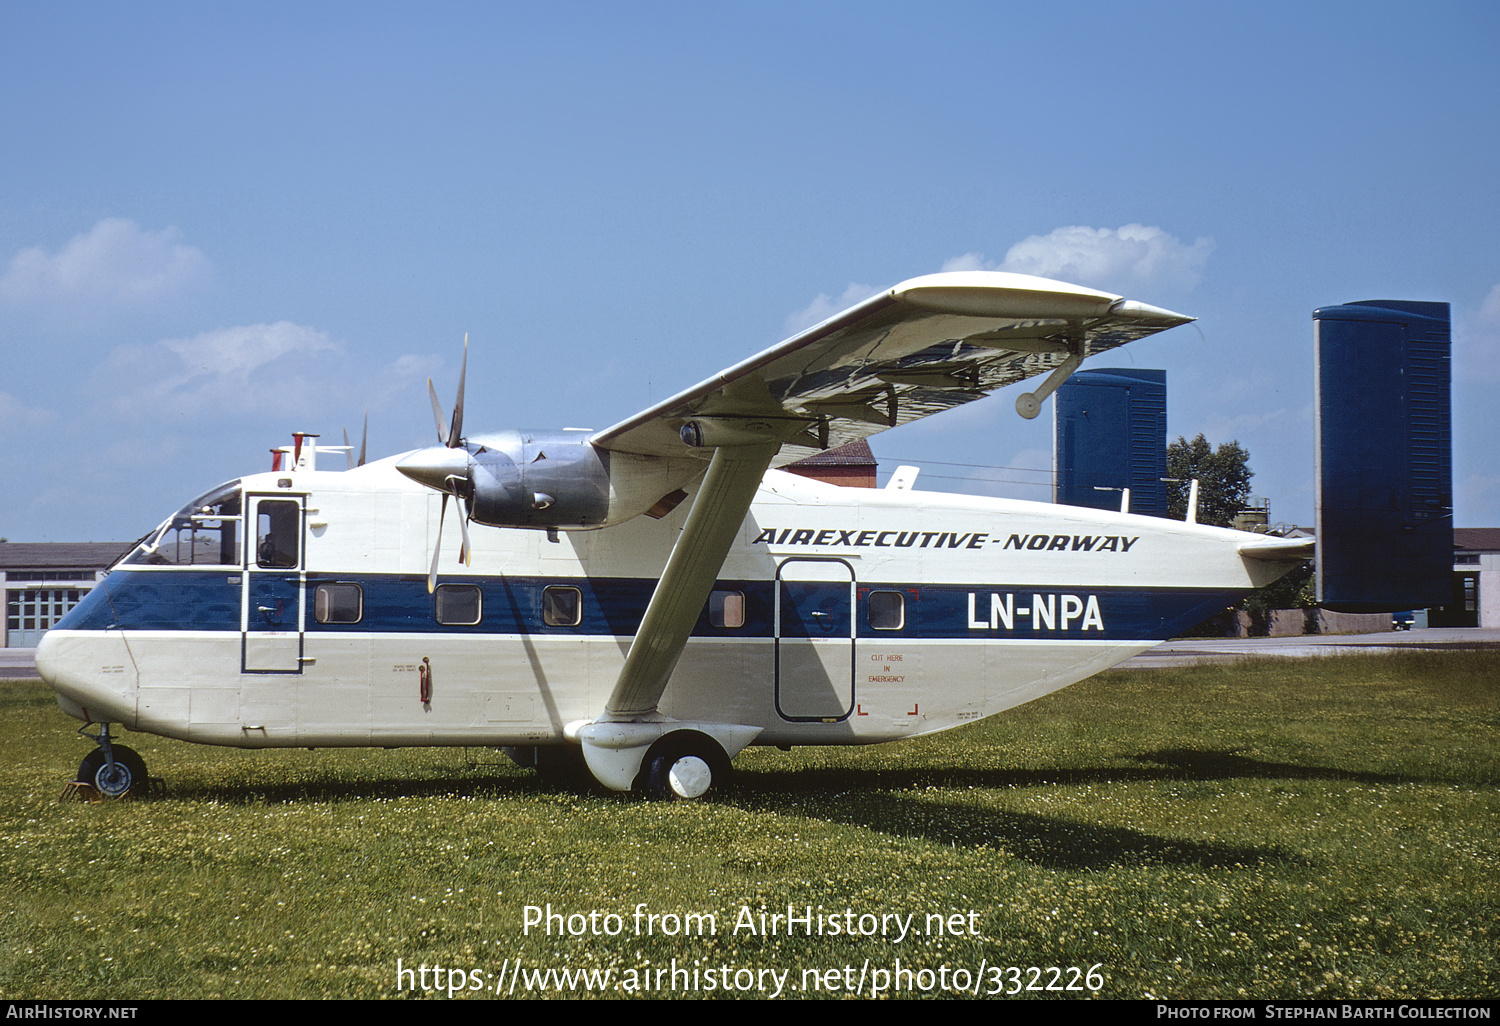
[591,271,1193,464]
[586,272,1193,756]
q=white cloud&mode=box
[938,253,990,273]
[160,321,334,378]
[0,392,56,445]
[1457,471,1500,523]
[391,353,432,377]
[1455,282,1500,384]
[1480,283,1500,321]
[784,282,880,336]
[1198,406,1298,439]
[944,224,1214,294]
[104,322,339,419]
[0,218,210,311]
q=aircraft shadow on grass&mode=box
[725,767,1316,872]
[145,738,1459,873]
[158,773,1305,873]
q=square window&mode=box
[868,591,904,630]
[256,499,300,568]
[542,586,582,627]
[314,583,363,624]
[708,589,745,628]
[436,584,482,625]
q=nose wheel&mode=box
[74,723,150,799]
[77,745,149,799]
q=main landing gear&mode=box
[76,723,150,799]
[634,731,732,801]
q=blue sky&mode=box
[3,2,1497,542]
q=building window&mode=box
[542,586,582,627]
[708,589,745,628]
[435,584,482,625]
[313,583,362,624]
[6,588,84,645]
[868,591,905,630]
[5,571,94,582]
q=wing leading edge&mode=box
[591,271,1193,465]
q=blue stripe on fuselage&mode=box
[54,569,1248,643]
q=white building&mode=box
[1,542,130,647]
[1441,528,1500,628]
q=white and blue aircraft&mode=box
[37,271,1313,800]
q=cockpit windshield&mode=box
[123,480,244,567]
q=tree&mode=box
[1164,434,1253,528]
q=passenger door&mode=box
[774,557,856,722]
[242,494,305,674]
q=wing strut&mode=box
[603,442,778,720]
[1014,349,1083,420]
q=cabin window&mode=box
[542,586,582,626]
[868,591,904,630]
[435,584,482,625]
[708,589,745,628]
[314,583,363,624]
[256,499,300,568]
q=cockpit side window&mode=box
[255,499,301,569]
[122,481,243,567]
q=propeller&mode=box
[428,490,474,591]
[342,411,369,471]
[429,337,467,447]
[399,336,474,592]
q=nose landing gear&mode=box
[74,723,151,799]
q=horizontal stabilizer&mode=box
[1239,537,1315,562]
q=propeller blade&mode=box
[458,500,472,566]
[428,493,448,594]
[342,428,355,471]
[358,410,368,467]
[447,334,467,448]
[428,378,447,446]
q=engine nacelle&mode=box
[398,425,727,532]
[397,430,613,530]
[466,431,612,528]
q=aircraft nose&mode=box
[34,630,59,685]
[396,446,471,493]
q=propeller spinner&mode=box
[398,336,475,592]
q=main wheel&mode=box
[638,731,731,801]
[78,746,149,799]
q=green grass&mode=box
[2,652,1497,1000]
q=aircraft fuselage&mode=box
[37,458,1295,756]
